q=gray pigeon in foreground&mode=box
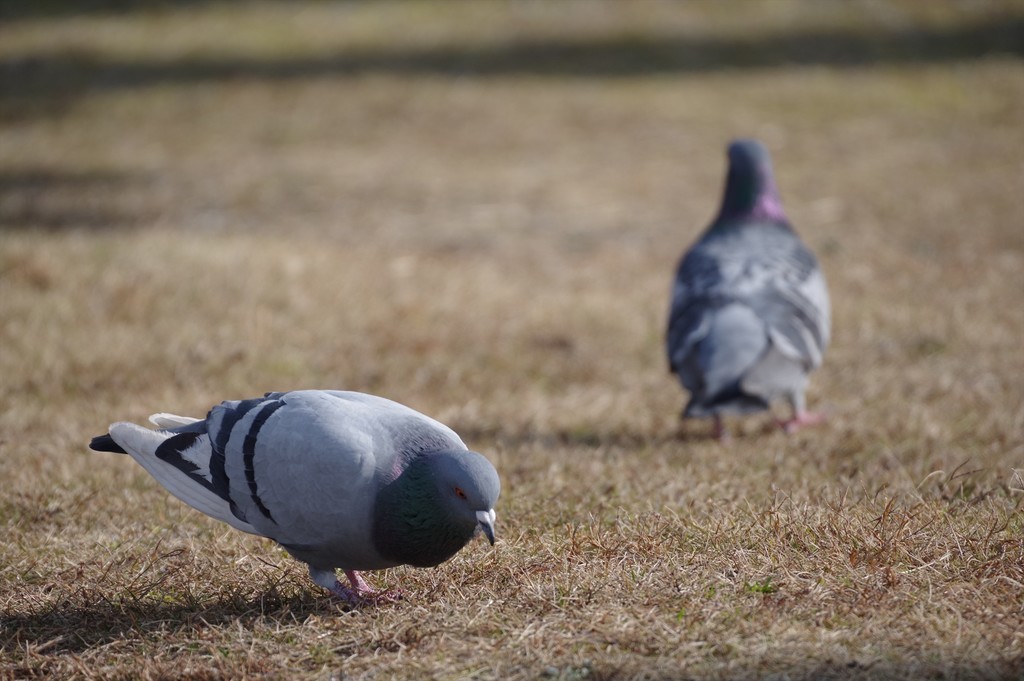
[666,139,830,439]
[90,390,500,605]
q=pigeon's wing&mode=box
[666,245,723,379]
[96,390,470,568]
[217,390,465,565]
[100,393,355,539]
[668,223,829,411]
[149,413,202,428]
[315,390,468,455]
[686,302,772,412]
[744,226,830,371]
[102,417,260,535]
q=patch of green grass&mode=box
[744,578,779,595]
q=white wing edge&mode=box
[108,422,260,536]
[149,413,202,428]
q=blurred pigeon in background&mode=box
[90,390,500,605]
[666,139,830,439]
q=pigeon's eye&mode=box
[454,486,467,500]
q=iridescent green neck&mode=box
[372,454,476,567]
[715,165,786,226]
[713,140,787,228]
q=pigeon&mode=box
[666,139,830,439]
[89,390,500,605]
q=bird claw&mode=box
[326,570,404,606]
[327,583,364,606]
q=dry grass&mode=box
[1,1,1023,679]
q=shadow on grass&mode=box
[0,168,152,231]
[1,16,1022,121]
[0,589,346,656]
[454,425,681,452]
[733,660,1024,681]
[454,417,794,451]
[0,0,228,21]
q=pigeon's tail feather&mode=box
[684,385,770,418]
[107,422,259,535]
[90,433,126,454]
[149,413,202,429]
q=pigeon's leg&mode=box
[308,567,403,605]
[343,570,404,604]
[712,415,730,442]
[308,566,362,605]
[778,394,826,434]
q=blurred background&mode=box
[2,0,1022,440]
[3,0,1021,239]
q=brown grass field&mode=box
[1,1,1023,679]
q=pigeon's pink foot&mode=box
[343,570,404,604]
[778,410,827,434]
[325,581,364,606]
[309,567,403,606]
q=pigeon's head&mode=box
[727,138,772,170]
[373,448,500,568]
[429,449,500,546]
[717,138,786,224]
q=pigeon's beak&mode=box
[476,509,496,546]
